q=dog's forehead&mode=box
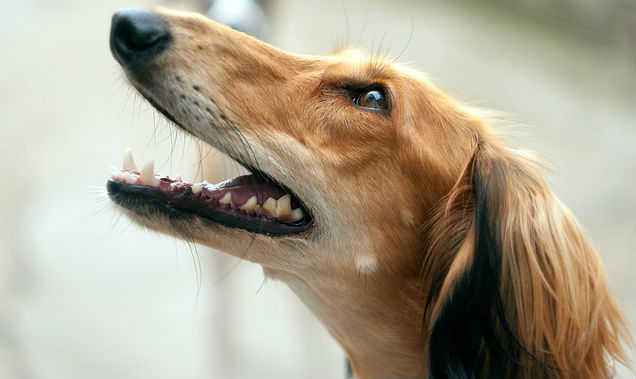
[329,47,367,59]
[319,49,395,80]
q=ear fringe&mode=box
[423,143,633,378]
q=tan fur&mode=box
[116,8,633,378]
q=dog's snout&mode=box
[110,9,170,65]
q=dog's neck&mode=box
[266,266,428,378]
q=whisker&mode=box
[255,274,268,295]
[100,212,133,240]
[356,0,374,46]
[390,13,414,65]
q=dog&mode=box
[107,8,633,378]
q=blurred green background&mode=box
[0,0,634,377]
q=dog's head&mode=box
[108,8,475,275]
[108,9,632,378]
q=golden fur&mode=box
[112,8,633,378]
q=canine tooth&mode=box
[219,192,232,205]
[140,157,159,186]
[276,194,292,217]
[123,148,137,170]
[291,208,304,222]
[240,196,258,212]
[262,197,277,217]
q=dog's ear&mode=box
[422,142,631,378]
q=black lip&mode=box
[107,179,312,236]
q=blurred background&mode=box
[0,0,634,377]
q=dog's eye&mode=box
[353,88,388,112]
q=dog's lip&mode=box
[107,166,313,236]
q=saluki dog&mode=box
[107,8,632,378]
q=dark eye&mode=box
[353,88,388,112]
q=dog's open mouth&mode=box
[107,149,312,236]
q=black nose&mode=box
[110,9,170,65]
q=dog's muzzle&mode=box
[110,9,170,66]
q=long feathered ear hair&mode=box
[422,139,633,378]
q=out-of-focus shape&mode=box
[207,0,270,40]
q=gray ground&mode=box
[0,0,634,377]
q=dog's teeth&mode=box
[124,172,138,184]
[240,196,258,212]
[262,197,277,217]
[219,192,233,205]
[276,194,292,217]
[191,182,204,194]
[123,148,137,170]
[140,157,159,187]
[191,181,207,194]
[291,208,304,222]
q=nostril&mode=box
[110,9,170,65]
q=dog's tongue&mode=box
[202,174,287,206]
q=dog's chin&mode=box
[112,203,268,260]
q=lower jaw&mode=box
[107,179,312,236]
